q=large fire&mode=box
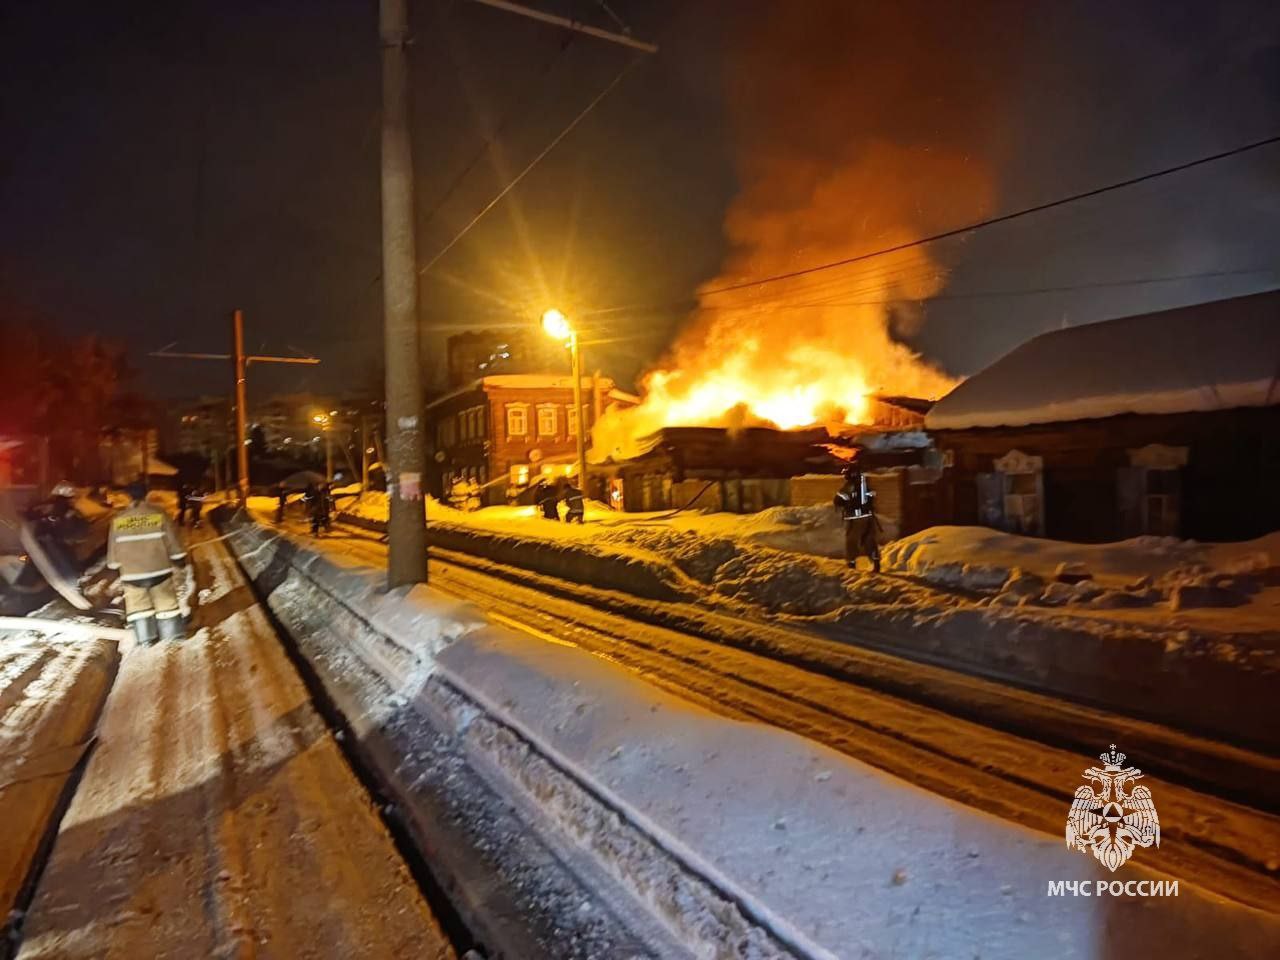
[592,3,1001,462]
[591,221,974,462]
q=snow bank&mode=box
[221,510,1280,959]
[883,525,1280,612]
[314,501,1280,748]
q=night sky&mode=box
[2,0,1278,402]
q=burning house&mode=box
[602,395,945,538]
[926,290,1280,543]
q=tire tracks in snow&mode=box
[14,527,456,960]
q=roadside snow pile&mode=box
[222,513,1277,960]
[883,526,1280,613]
[338,496,891,614]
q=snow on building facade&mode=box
[426,374,638,504]
[926,289,1280,542]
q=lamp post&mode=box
[541,309,587,495]
[313,412,335,481]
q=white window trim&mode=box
[536,403,558,437]
[506,403,529,438]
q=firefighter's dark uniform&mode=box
[834,468,880,573]
[563,483,585,523]
[107,497,188,643]
[534,481,559,520]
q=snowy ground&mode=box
[883,525,1280,628]
[307,493,1280,749]
[226,508,1280,958]
[338,492,1280,634]
[0,630,116,943]
[10,525,454,960]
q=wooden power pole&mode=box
[151,311,319,504]
[380,0,428,587]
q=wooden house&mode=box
[926,290,1280,542]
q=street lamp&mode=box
[541,309,588,496]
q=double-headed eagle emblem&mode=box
[1065,745,1160,871]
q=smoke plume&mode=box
[594,1,1017,460]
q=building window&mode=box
[472,406,486,439]
[566,404,588,439]
[537,404,558,437]
[438,417,457,448]
[506,404,529,437]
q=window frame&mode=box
[505,403,529,438]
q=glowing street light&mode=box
[541,308,572,343]
[540,309,588,496]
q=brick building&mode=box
[426,374,638,504]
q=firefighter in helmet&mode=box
[562,477,585,524]
[834,457,880,573]
[107,481,189,644]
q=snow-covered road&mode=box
[12,527,455,960]
[272,512,1280,917]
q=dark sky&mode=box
[2,0,1278,402]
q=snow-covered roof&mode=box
[926,289,1280,430]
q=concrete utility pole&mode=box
[380,0,428,587]
[360,415,371,495]
[569,333,587,496]
[232,309,249,503]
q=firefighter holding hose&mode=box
[834,457,880,573]
[107,481,189,644]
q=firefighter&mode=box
[176,483,190,526]
[834,460,880,573]
[305,481,332,535]
[534,478,560,520]
[185,485,206,528]
[562,479,585,524]
[449,476,470,511]
[275,482,288,523]
[25,481,90,569]
[464,477,482,513]
[107,481,188,644]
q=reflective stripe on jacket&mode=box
[107,501,186,580]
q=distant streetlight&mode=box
[540,309,587,495]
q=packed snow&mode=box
[223,511,1280,959]
[883,525,1280,624]
[332,491,1280,636]
[15,526,455,960]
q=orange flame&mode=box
[591,3,1000,462]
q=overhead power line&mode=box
[694,132,1280,298]
[418,53,644,276]
[702,265,1280,311]
[583,265,1280,320]
[417,31,578,234]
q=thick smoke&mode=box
[594,1,1019,460]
